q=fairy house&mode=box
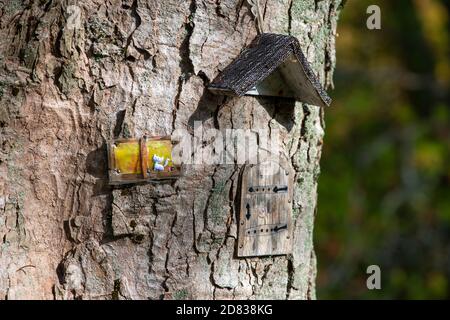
[208,33,331,108]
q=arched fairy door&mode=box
[238,155,294,257]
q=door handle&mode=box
[273,185,288,193]
[245,203,251,220]
[273,224,288,232]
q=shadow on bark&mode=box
[188,89,227,129]
[255,96,296,132]
[86,143,111,196]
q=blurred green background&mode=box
[316,0,450,299]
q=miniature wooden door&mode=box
[238,157,294,257]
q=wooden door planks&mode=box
[238,157,294,257]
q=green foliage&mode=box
[316,0,449,299]
[209,180,228,225]
[174,289,189,300]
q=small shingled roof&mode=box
[208,33,331,107]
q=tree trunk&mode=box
[0,0,342,300]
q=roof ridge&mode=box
[208,33,331,107]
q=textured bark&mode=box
[0,0,342,300]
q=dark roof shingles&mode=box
[209,33,331,106]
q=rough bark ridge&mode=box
[0,0,342,299]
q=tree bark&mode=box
[0,0,342,300]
